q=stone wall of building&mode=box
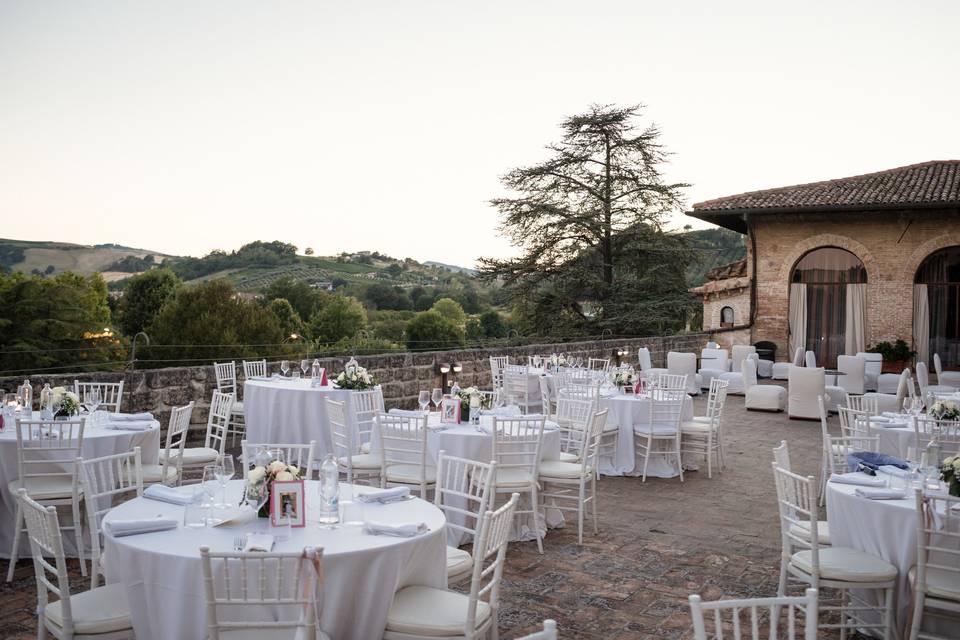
[750,209,960,360]
[0,333,708,444]
[702,288,751,331]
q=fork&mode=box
[233,535,245,551]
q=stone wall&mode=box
[702,287,751,332]
[0,333,708,443]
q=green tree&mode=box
[405,310,465,351]
[369,310,413,342]
[263,277,329,320]
[479,310,507,338]
[266,298,306,339]
[361,283,411,311]
[465,317,483,343]
[430,298,466,327]
[115,268,180,336]
[309,295,367,344]
[384,263,403,278]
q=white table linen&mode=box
[103,480,446,640]
[598,394,695,477]
[0,411,160,558]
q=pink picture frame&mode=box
[440,397,461,424]
[270,479,306,527]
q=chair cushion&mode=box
[385,464,436,485]
[909,565,960,601]
[538,460,588,479]
[44,583,133,634]
[557,451,579,462]
[791,546,897,582]
[338,453,382,470]
[494,467,536,488]
[137,464,179,484]
[633,424,679,436]
[230,401,245,412]
[789,521,831,545]
[8,477,77,500]
[386,585,491,636]
[446,546,473,581]
[161,447,219,465]
[691,416,711,424]
[680,420,713,433]
[601,422,618,433]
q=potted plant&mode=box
[867,339,916,373]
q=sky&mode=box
[1,0,959,268]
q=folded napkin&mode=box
[144,485,198,506]
[103,421,154,431]
[882,412,904,419]
[876,465,911,479]
[356,487,410,504]
[847,451,910,474]
[243,533,274,552]
[111,412,154,421]
[388,409,429,418]
[362,521,427,537]
[877,421,909,429]
[829,473,886,488]
[105,516,178,537]
[868,415,892,423]
[249,375,273,381]
[854,487,907,500]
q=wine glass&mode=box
[418,390,430,412]
[83,387,101,426]
[215,455,235,508]
[431,388,443,412]
[280,360,290,377]
[202,464,222,509]
[300,359,310,376]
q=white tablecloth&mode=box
[598,394,695,477]
[0,412,161,558]
[868,421,917,460]
[244,379,360,456]
[103,480,446,640]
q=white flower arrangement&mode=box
[244,458,304,516]
[334,365,376,390]
[50,386,81,417]
[930,400,960,421]
[550,353,568,367]
[613,370,635,387]
[457,386,492,410]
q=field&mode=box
[0,238,175,277]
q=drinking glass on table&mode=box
[300,359,310,377]
[202,464,222,508]
[215,455,235,508]
[418,391,430,412]
[183,500,208,529]
[82,388,101,426]
[431,388,443,412]
[280,360,290,377]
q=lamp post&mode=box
[128,332,150,370]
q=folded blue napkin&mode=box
[847,451,910,475]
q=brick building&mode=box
[687,160,960,368]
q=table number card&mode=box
[271,479,306,527]
[440,397,461,424]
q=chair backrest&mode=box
[556,384,601,414]
[667,352,698,394]
[162,402,195,481]
[80,448,143,588]
[913,489,960,610]
[934,352,944,377]
[689,588,819,640]
[581,410,609,473]
[204,391,235,455]
[200,545,324,640]
[698,348,729,372]
[772,440,791,471]
[242,359,267,379]
[349,389,385,453]
[772,464,819,564]
[650,388,686,432]
[917,361,931,394]
[326,397,356,462]
[742,357,758,391]
[857,352,883,378]
[788,367,825,416]
[18,489,77,636]
[730,345,756,373]
[637,347,653,372]
[464,493,520,638]
[804,351,817,368]
[914,417,960,456]
[554,397,594,458]
[15,418,85,496]
[821,397,878,474]
[896,368,914,409]
[837,407,869,439]
[377,413,430,482]
[490,356,510,389]
[213,361,238,395]
[655,372,689,391]
[703,378,729,430]
[434,452,496,540]
[846,394,878,415]
[587,358,609,372]
[791,347,804,367]
[73,380,124,413]
[240,440,316,480]
[502,370,532,410]
[491,416,545,479]
[837,355,866,395]
[514,620,558,640]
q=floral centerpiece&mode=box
[457,386,493,421]
[929,400,960,421]
[940,455,960,497]
[549,353,568,368]
[613,370,635,389]
[51,386,80,419]
[243,459,305,518]
[334,360,377,390]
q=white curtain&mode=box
[844,283,867,356]
[789,283,807,357]
[914,284,930,366]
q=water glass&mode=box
[418,391,430,412]
[273,504,294,541]
[431,388,443,411]
[202,465,222,506]
[183,502,207,529]
[280,360,290,377]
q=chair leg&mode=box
[529,486,543,555]
[577,481,585,545]
[6,501,22,581]
[909,589,924,640]
[676,437,684,482]
[640,436,650,483]
[882,586,894,640]
[73,499,86,577]
[706,433,713,479]
[591,475,598,535]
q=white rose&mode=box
[287,465,300,477]
[66,391,79,403]
[248,466,266,483]
[267,460,286,475]
[275,471,294,481]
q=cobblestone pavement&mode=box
[2,386,859,639]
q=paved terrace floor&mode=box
[2,384,855,640]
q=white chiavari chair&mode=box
[502,369,537,414]
[179,391,233,476]
[847,394,879,415]
[490,355,510,391]
[18,489,135,639]
[156,402,195,486]
[377,413,434,498]
[635,388,686,483]
[587,357,609,372]
[538,410,607,544]
[554,397,594,463]
[772,441,831,546]
[909,489,960,640]
[73,380,124,414]
[838,406,871,440]
[654,372,688,391]
[326,398,381,485]
[491,415,546,554]
[538,376,557,421]
[383,494,519,640]
[689,588,819,640]
[241,359,267,380]
[772,464,896,639]
[434,452,496,583]
[80,448,144,589]
[819,397,879,506]
[915,416,960,457]
[680,378,729,478]
[240,440,316,480]
[350,388,384,455]
[199,545,328,640]
[7,417,87,582]
[515,620,558,640]
[213,361,246,447]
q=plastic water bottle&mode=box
[311,359,321,380]
[19,380,32,413]
[925,438,943,489]
[318,454,340,525]
[39,384,53,420]
[450,380,461,399]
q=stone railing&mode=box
[0,333,708,444]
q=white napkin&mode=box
[869,415,892,423]
[356,487,410,504]
[829,473,886,487]
[143,485,198,506]
[243,533,274,552]
[855,487,907,500]
[103,421,154,431]
[250,376,273,381]
[882,411,904,418]
[362,521,427,537]
[104,516,178,537]
[878,421,909,429]
[388,409,429,418]
[111,412,154,421]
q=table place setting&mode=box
[105,515,179,537]
[355,486,413,504]
[101,411,157,431]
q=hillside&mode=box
[684,227,747,286]
[0,238,177,281]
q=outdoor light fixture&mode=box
[613,346,630,366]
[452,362,462,373]
[436,362,458,393]
[438,363,451,374]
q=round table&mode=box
[0,411,161,558]
[599,394,695,477]
[103,480,447,640]
[244,378,361,456]
[865,415,917,459]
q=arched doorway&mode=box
[915,246,960,368]
[790,247,867,367]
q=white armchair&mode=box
[698,348,729,390]
[836,355,866,395]
[772,348,803,380]
[863,368,912,413]
[917,361,957,396]
[667,352,701,395]
[744,358,786,411]
[730,345,756,373]
[638,347,667,379]
[717,353,759,395]
[788,366,825,420]
[857,351,882,391]
[934,353,960,388]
